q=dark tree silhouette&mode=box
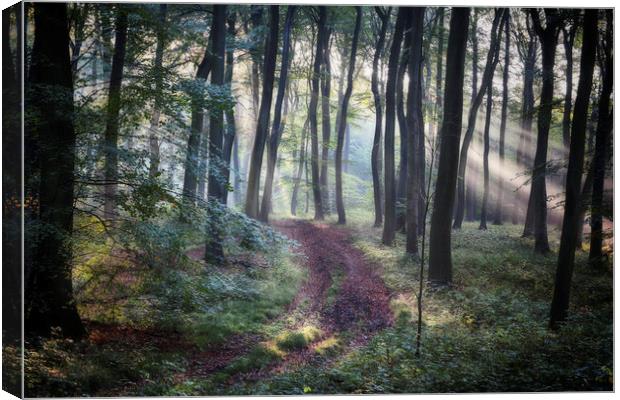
[549,9,597,328]
[103,5,128,220]
[371,7,390,227]
[320,27,332,214]
[589,9,613,267]
[382,8,407,245]
[428,7,470,284]
[561,14,577,148]
[222,12,238,205]
[335,6,362,224]
[479,82,493,230]
[245,5,279,218]
[148,4,167,178]
[26,3,85,338]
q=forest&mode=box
[2,2,614,396]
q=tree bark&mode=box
[260,6,297,222]
[26,3,85,338]
[405,7,425,254]
[205,5,227,264]
[561,19,577,148]
[493,10,510,225]
[335,7,362,224]
[396,15,412,232]
[549,9,597,328]
[371,7,390,227]
[103,6,128,221]
[148,4,167,178]
[589,10,613,267]
[453,9,505,230]
[528,8,562,254]
[222,12,238,205]
[320,28,332,214]
[308,6,328,220]
[382,8,407,245]
[245,6,279,218]
[479,82,492,230]
[428,7,470,284]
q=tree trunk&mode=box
[103,6,128,221]
[405,7,425,254]
[465,9,477,222]
[148,4,167,178]
[561,20,577,148]
[371,7,389,227]
[245,6,279,218]
[182,21,213,203]
[549,9,597,328]
[428,7,470,284]
[479,83,492,230]
[260,6,297,222]
[291,116,310,216]
[493,10,510,225]
[222,13,238,205]
[589,10,613,267]
[204,5,227,264]
[26,3,85,339]
[335,7,362,224]
[396,15,412,232]
[528,9,561,254]
[382,8,407,245]
[453,9,505,230]
[308,6,328,220]
[320,28,332,214]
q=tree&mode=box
[148,4,168,178]
[26,3,85,338]
[182,13,214,203]
[260,6,297,222]
[479,81,493,230]
[549,9,597,328]
[222,12,238,205]
[308,6,328,220]
[370,7,390,227]
[103,5,128,221]
[428,7,470,284]
[204,4,228,264]
[245,6,279,218]
[453,8,505,230]
[382,7,407,245]
[335,6,362,224]
[466,10,479,222]
[561,14,577,148]
[589,10,613,267]
[528,8,563,254]
[405,7,425,254]
[320,27,332,214]
[493,10,510,225]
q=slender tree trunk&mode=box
[493,10,510,225]
[529,9,561,254]
[335,7,362,224]
[222,13,238,205]
[382,8,407,245]
[148,4,167,178]
[308,6,328,220]
[103,6,128,221]
[196,118,209,200]
[291,116,310,216]
[182,25,213,203]
[26,3,85,339]
[245,6,279,218]
[260,6,296,222]
[428,7,470,284]
[479,83,492,230]
[453,9,505,229]
[396,16,412,232]
[561,21,576,148]
[371,7,389,227]
[549,9,597,328]
[320,28,332,214]
[205,5,227,264]
[405,7,425,254]
[589,10,613,267]
[465,9,477,222]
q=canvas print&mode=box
[2,2,614,397]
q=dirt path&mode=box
[107,219,393,391]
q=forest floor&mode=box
[16,217,613,396]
